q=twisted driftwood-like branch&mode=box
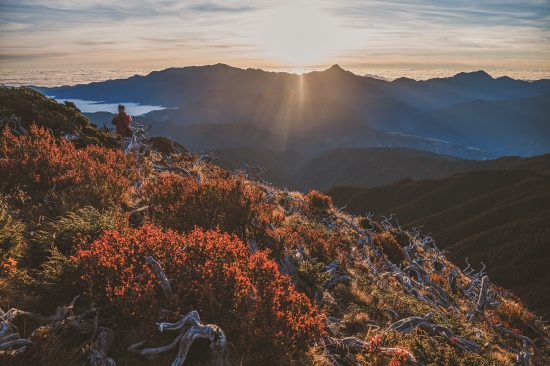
[152,163,191,176]
[386,313,480,353]
[323,260,352,290]
[0,297,115,365]
[323,336,424,366]
[129,256,231,365]
[129,310,231,366]
[146,256,173,299]
[238,161,266,180]
[0,112,27,136]
[475,276,549,366]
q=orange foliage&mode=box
[0,125,138,213]
[280,224,341,263]
[0,257,17,275]
[373,232,406,264]
[142,174,284,255]
[75,225,324,362]
[490,299,536,335]
[302,190,333,214]
[388,349,410,366]
[430,273,450,291]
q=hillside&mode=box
[327,170,550,316]
[34,64,550,158]
[0,86,118,148]
[297,148,550,191]
[415,93,550,156]
[213,146,550,191]
[84,111,493,160]
[2,87,549,365]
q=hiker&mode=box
[111,104,132,137]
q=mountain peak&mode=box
[328,64,344,71]
[453,70,493,81]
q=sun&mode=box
[252,6,351,66]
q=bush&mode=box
[0,86,119,148]
[0,126,138,216]
[75,225,324,363]
[489,299,536,335]
[302,190,333,214]
[0,209,25,259]
[142,174,284,255]
[32,207,115,255]
[281,223,342,263]
[373,232,406,264]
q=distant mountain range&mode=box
[85,111,550,192]
[327,169,550,316]
[36,64,550,158]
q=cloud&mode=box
[0,51,73,61]
[188,2,255,13]
[0,0,548,69]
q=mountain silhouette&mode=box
[35,64,550,158]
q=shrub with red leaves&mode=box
[388,349,410,366]
[0,125,138,214]
[142,174,284,255]
[280,224,342,263]
[490,300,536,335]
[373,232,406,264]
[75,225,324,363]
[302,190,333,214]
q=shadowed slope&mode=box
[328,170,550,316]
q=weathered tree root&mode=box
[323,336,424,366]
[152,164,191,176]
[386,313,480,353]
[128,310,232,366]
[0,112,27,136]
[475,276,549,366]
[131,256,232,366]
[0,296,116,365]
[146,256,174,299]
[323,260,352,290]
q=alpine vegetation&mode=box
[1,87,549,365]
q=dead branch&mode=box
[323,260,351,290]
[129,310,232,366]
[475,275,549,366]
[146,256,173,299]
[386,313,480,353]
[323,336,424,366]
[153,164,191,176]
[0,297,116,365]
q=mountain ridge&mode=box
[35,64,550,158]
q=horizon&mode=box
[1,1,549,71]
[2,63,550,88]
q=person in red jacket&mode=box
[111,104,132,137]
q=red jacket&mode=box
[111,112,132,136]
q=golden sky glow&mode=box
[0,0,549,70]
[251,6,358,66]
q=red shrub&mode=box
[490,300,536,335]
[75,225,324,362]
[302,190,333,214]
[0,125,138,213]
[142,174,284,255]
[388,349,410,366]
[281,224,341,263]
[373,232,406,264]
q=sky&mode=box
[1,0,549,70]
